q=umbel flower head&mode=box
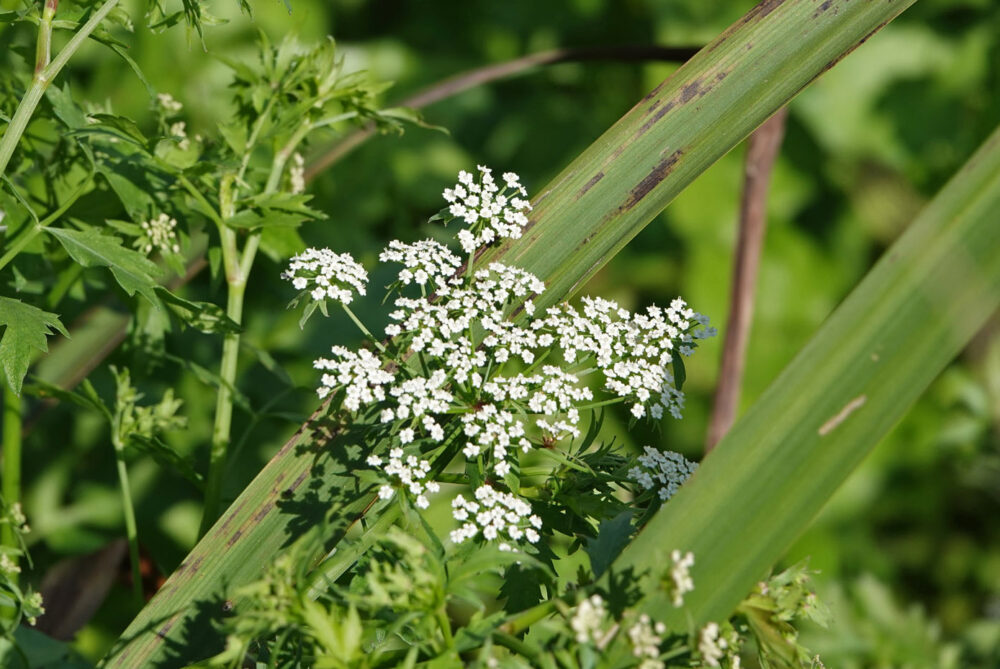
[441,165,532,254]
[281,247,368,304]
[284,166,714,552]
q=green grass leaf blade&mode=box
[613,125,1000,633]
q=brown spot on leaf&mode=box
[226,529,243,547]
[252,501,275,524]
[680,79,703,103]
[637,100,675,137]
[288,469,310,494]
[578,172,604,198]
[621,150,683,211]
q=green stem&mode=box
[342,303,385,352]
[199,279,245,537]
[112,437,144,611]
[435,606,454,649]
[305,502,401,597]
[1,387,22,575]
[0,0,120,179]
[0,225,43,273]
[0,174,95,274]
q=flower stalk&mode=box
[0,0,120,179]
[1,388,22,571]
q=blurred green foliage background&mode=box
[4,0,998,664]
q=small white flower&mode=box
[281,248,368,306]
[369,448,438,508]
[570,594,607,645]
[438,165,532,254]
[449,485,541,550]
[667,549,695,607]
[627,613,666,664]
[156,92,183,114]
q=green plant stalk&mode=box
[0,174,93,272]
[1,387,22,572]
[198,281,245,536]
[198,119,311,533]
[112,434,144,611]
[0,225,42,273]
[0,0,120,179]
[199,177,246,534]
[106,2,918,663]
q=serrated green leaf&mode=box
[73,113,149,148]
[156,287,242,335]
[46,83,89,130]
[585,510,634,579]
[24,378,111,421]
[0,297,69,395]
[45,226,162,307]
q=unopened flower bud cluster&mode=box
[628,446,698,501]
[137,213,181,255]
[698,622,742,668]
[285,166,713,552]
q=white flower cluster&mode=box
[282,247,368,304]
[450,485,542,552]
[137,213,181,255]
[314,346,392,407]
[539,296,712,419]
[442,165,532,254]
[367,449,440,509]
[157,92,183,114]
[289,166,714,551]
[627,614,667,668]
[698,622,741,668]
[379,238,462,289]
[666,549,695,607]
[569,594,609,645]
[628,446,697,501]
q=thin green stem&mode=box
[0,0,120,179]
[342,303,385,352]
[199,280,245,537]
[305,502,401,597]
[175,173,226,229]
[0,225,43,273]
[112,436,144,611]
[491,632,541,664]
[0,174,94,273]
[435,606,454,649]
[1,387,22,574]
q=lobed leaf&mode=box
[0,297,69,395]
[45,225,162,307]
